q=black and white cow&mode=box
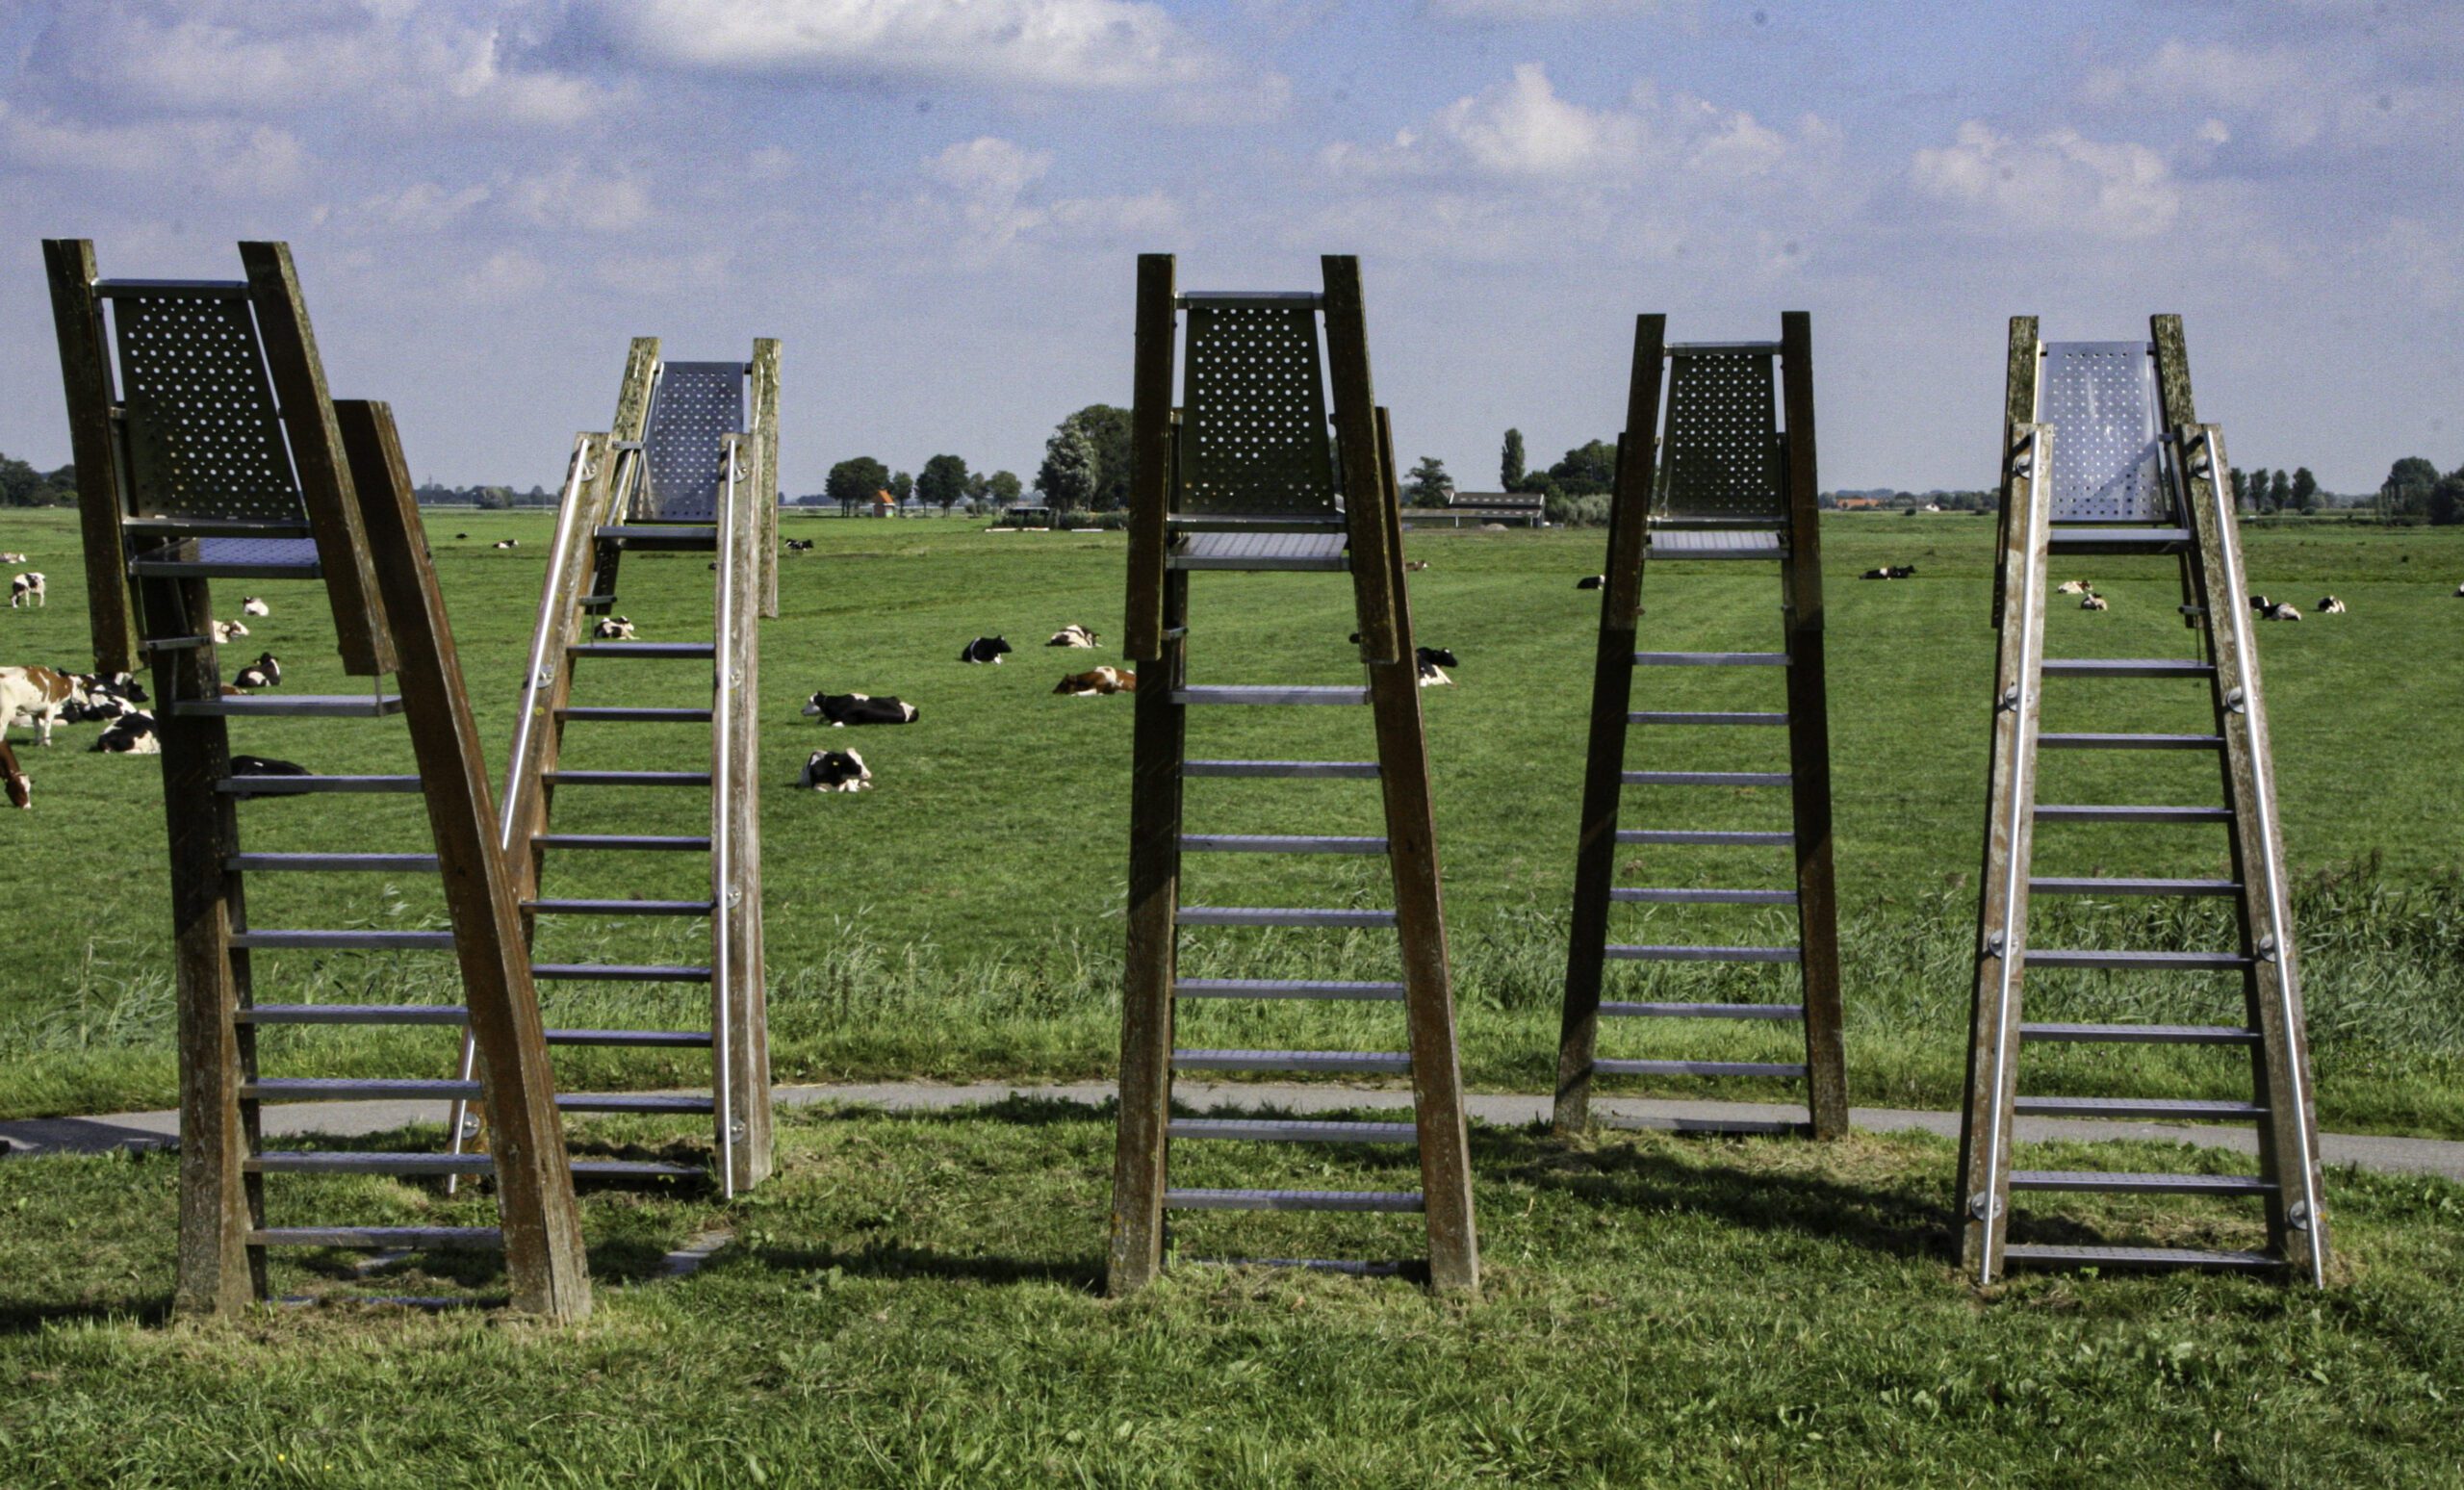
[2080,592,2110,611]
[2266,602,2302,621]
[1416,645,1457,686]
[1576,575,1605,590]
[1861,564,1915,580]
[1045,625,1098,649]
[592,615,637,641]
[799,748,872,792]
[240,596,271,618]
[803,691,919,726]
[231,653,282,690]
[958,636,1013,665]
[2248,594,2273,613]
[92,711,159,755]
[784,538,815,552]
[493,539,521,550]
[9,572,43,608]
[2318,595,2347,614]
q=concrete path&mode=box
[5,1081,2461,1181]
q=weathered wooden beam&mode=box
[1320,256,1400,664]
[40,240,137,674]
[1989,317,2038,629]
[749,339,783,619]
[1123,254,1176,661]
[714,431,773,1193]
[337,398,591,1322]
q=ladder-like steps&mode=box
[535,833,711,852]
[531,963,712,984]
[1166,1189,1423,1213]
[229,930,454,952]
[250,1226,500,1250]
[2009,1171,2273,1195]
[240,1004,463,1026]
[1180,835,1388,855]
[1172,686,1371,706]
[227,852,440,874]
[1595,1059,1810,1078]
[1620,829,1792,847]
[2030,877,2240,897]
[1613,887,1797,905]
[1171,1049,1411,1074]
[219,774,422,795]
[2039,732,2223,751]
[1630,710,1787,726]
[568,642,716,659]
[2015,1095,2265,1120]
[1178,908,1397,928]
[1600,1001,1801,1020]
[2026,949,2250,971]
[170,695,406,718]
[543,1028,713,1048]
[2036,805,2234,824]
[1623,770,1790,787]
[1168,1118,1418,1143]
[1632,652,1787,667]
[2021,1022,2257,1045]
[1175,978,1404,1002]
[244,1077,478,1101]
[554,1093,716,1114]
[1604,943,1800,963]
[526,898,716,917]
[1183,759,1380,779]
[2041,658,2214,680]
[543,770,712,787]
[558,706,713,723]
[2001,1244,2281,1272]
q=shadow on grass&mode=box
[746,1239,1102,1293]
[0,1296,172,1335]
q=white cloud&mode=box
[510,162,654,233]
[1909,121,2180,239]
[354,180,495,231]
[1425,0,1671,17]
[460,247,548,300]
[0,102,309,196]
[913,135,1180,255]
[589,0,1223,91]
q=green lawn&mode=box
[0,507,2458,1131]
[2,1103,2461,1486]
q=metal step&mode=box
[1171,531,1348,572]
[1183,759,1380,779]
[1623,770,1790,787]
[1166,1189,1423,1213]
[2035,805,2234,824]
[2030,877,2240,897]
[543,1028,713,1048]
[1171,1049,1411,1074]
[525,898,716,917]
[2041,658,2215,679]
[227,853,439,874]
[1596,1059,1810,1078]
[2014,1095,2265,1120]
[1171,686,1371,706]
[1599,1001,1801,1019]
[1168,1118,1418,1143]
[2009,1170,2275,1195]
[1177,907,1397,928]
[1174,978,1404,1002]
[553,1093,715,1114]
[220,774,422,796]
[1179,834,1388,855]
[1632,652,1787,667]
[1645,529,1787,559]
[2026,949,2251,971]
[558,706,713,723]
[239,1004,464,1026]
[170,695,406,718]
[543,770,712,787]
[132,554,321,580]
[595,525,717,550]
[1612,887,1798,905]
[2021,1022,2258,1045]
[2040,732,2223,751]
[568,642,717,659]
[2000,1244,2281,1272]
[249,1151,493,1176]
[229,930,454,952]
[249,1226,500,1250]
[2047,527,2193,553]
[1630,710,1787,727]
[1604,944,1800,963]
[244,1078,478,1101]
[535,834,711,852]
[1620,829,1793,847]
[531,963,713,983]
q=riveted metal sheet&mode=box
[2040,342,2168,522]
[1178,299,1338,516]
[639,361,744,520]
[109,288,304,524]
[1647,527,1785,556]
[1658,349,1784,521]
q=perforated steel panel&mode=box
[639,361,745,520]
[1658,350,1784,520]
[2040,342,2167,522]
[1179,300,1337,516]
[109,289,304,523]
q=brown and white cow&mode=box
[9,572,43,608]
[1053,666,1136,696]
[240,596,271,618]
[2,738,29,809]
[1,665,79,745]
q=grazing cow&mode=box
[799,748,872,792]
[2267,602,2303,622]
[592,615,637,641]
[231,653,282,690]
[1,738,27,809]
[803,691,919,725]
[2055,579,2092,595]
[1576,575,1605,590]
[211,619,250,643]
[1861,565,1916,580]
[1417,645,1457,686]
[240,596,270,618]
[92,711,159,755]
[0,665,77,745]
[493,539,521,550]
[2318,595,2347,614]
[1046,625,1097,649]
[2080,592,2110,611]
[1053,667,1136,696]
[10,572,44,608]
[958,636,1013,665]
[784,538,815,552]
[1403,559,1430,573]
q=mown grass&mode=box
[0,508,2459,1132]
[1,1102,2461,1486]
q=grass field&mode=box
[3,1103,2462,1485]
[0,507,2458,1133]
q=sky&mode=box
[0,0,2457,498]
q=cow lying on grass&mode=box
[1417,646,1457,686]
[958,636,1012,664]
[241,596,270,617]
[800,749,872,792]
[804,691,919,725]
[93,711,158,755]
[1054,667,1135,696]
[593,616,637,640]
[1046,625,1097,649]
[2319,595,2348,614]
[1861,565,1914,579]
[2057,579,2092,595]
[2080,592,2109,611]
[231,653,282,690]
[211,619,249,643]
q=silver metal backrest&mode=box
[2039,341,2168,522]
[108,285,306,525]
[1658,348,1783,522]
[1178,296,1338,517]
[639,360,746,521]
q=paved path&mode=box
[5,1081,2460,1181]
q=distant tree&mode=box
[1403,455,1453,506]
[1038,429,1098,514]
[2290,467,2319,513]
[473,485,516,510]
[916,453,969,513]
[826,456,890,515]
[2384,456,2440,518]
[1060,405,1133,510]
[963,471,990,503]
[888,471,914,503]
[2432,465,2464,527]
[1500,427,1526,489]
[0,452,73,507]
[2229,467,2250,511]
[1549,439,1617,497]
[2268,470,2291,513]
[987,470,1022,505]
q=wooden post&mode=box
[1555,316,1666,1134]
[40,240,137,675]
[1319,257,1401,664]
[1123,254,1176,662]
[749,339,783,620]
[1987,319,2037,630]
[715,432,773,1193]
[1777,312,1849,1139]
[590,338,661,606]
[337,400,591,1322]
[239,243,396,678]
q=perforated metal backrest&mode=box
[108,287,305,525]
[2039,341,2168,522]
[1657,349,1783,521]
[639,360,745,520]
[1178,298,1338,517]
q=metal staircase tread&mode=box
[229,930,454,951]
[1179,834,1389,854]
[227,853,439,873]
[2026,948,2251,970]
[594,525,718,550]
[524,898,716,917]
[248,1152,491,1176]
[220,774,423,795]
[2040,658,2215,678]
[238,1004,464,1025]
[2015,1095,2265,1120]
[1165,1189,1424,1212]
[531,963,713,983]
[243,1077,478,1100]
[1598,1001,1802,1020]
[568,642,717,658]
[535,834,712,851]
[2030,877,2240,896]
[553,1092,716,1114]
[1182,759,1380,779]
[542,1028,714,1047]
[2009,1170,2275,1195]
[1174,978,1404,1001]
[1177,907,1398,928]
[1168,1118,1419,1143]
[1594,1059,1810,1078]
[2039,732,2223,751]
[1604,943,1801,963]
[2021,1022,2257,1044]
[2001,1244,2282,1272]
[543,770,713,786]
[1170,1049,1411,1073]
[2036,805,2234,823]
[170,695,406,718]
[2046,527,2193,553]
